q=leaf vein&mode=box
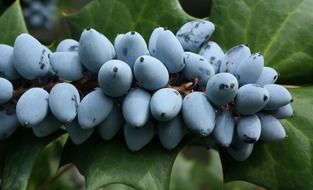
[263,0,305,57]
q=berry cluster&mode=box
[22,0,57,28]
[0,20,293,161]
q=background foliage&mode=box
[0,0,313,189]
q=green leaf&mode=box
[170,149,223,190]
[0,0,27,45]
[224,181,259,190]
[220,86,313,190]
[1,129,64,190]
[210,0,313,84]
[103,184,135,190]
[61,134,183,190]
[26,134,75,190]
[65,0,194,41]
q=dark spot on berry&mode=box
[40,64,45,70]
[69,45,78,51]
[131,31,135,35]
[219,84,228,90]
[173,91,180,96]
[113,67,118,72]
[230,83,235,88]
[140,57,144,62]
[290,98,294,103]
[72,95,79,113]
[86,27,91,31]
[243,135,257,143]
[180,33,191,43]
[38,49,47,70]
[210,56,216,61]
[200,58,204,61]
[183,57,186,64]
[273,75,277,80]
[263,95,268,101]
[253,56,256,60]
[92,118,96,123]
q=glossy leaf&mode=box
[65,0,194,41]
[210,0,313,84]
[220,86,313,190]
[224,181,259,190]
[104,184,135,190]
[61,134,183,190]
[26,134,75,190]
[1,129,64,190]
[0,0,312,190]
[0,0,27,45]
[170,149,223,190]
